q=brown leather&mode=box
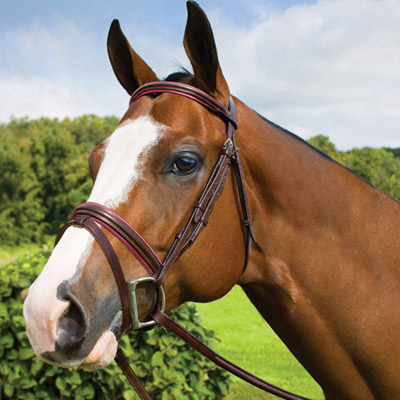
[55,81,311,400]
[72,202,161,274]
[130,81,238,128]
[152,310,311,400]
[153,137,236,286]
[115,347,152,400]
[55,212,137,335]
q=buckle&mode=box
[223,138,233,148]
[128,277,166,330]
[223,138,239,159]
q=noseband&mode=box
[56,82,310,400]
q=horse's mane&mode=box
[164,69,193,83]
[255,112,335,161]
[256,112,383,192]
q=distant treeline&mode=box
[308,135,400,201]
[0,116,119,245]
[1,116,399,245]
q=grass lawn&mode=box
[196,286,324,400]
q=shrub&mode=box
[0,248,231,399]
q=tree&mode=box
[308,135,400,202]
[343,147,400,200]
[0,116,118,244]
[307,135,343,162]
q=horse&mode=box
[23,2,400,399]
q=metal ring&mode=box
[128,277,166,330]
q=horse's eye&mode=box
[173,155,198,175]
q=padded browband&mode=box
[130,81,238,129]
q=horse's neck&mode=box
[238,102,400,279]
[236,101,400,399]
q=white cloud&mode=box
[0,76,107,121]
[210,0,400,149]
[0,16,185,123]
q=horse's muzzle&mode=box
[54,286,88,353]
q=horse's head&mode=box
[23,2,249,371]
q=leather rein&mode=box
[56,81,311,400]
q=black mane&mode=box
[164,69,193,83]
[256,112,379,191]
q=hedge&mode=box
[0,248,231,399]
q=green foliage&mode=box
[344,147,400,200]
[307,135,344,163]
[0,115,119,245]
[0,249,231,399]
[308,135,400,201]
[384,147,400,159]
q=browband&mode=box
[130,81,238,128]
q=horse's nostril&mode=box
[56,297,87,351]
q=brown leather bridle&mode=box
[56,82,311,400]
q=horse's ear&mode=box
[107,20,158,95]
[183,1,230,105]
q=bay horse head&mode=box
[23,2,251,371]
[23,2,400,399]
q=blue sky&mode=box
[1,0,400,149]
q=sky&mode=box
[1,0,400,150]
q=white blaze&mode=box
[24,227,94,355]
[24,116,166,360]
[88,116,166,207]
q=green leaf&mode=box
[144,330,158,346]
[122,389,136,400]
[0,303,8,317]
[67,370,82,385]
[151,351,164,367]
[7,349,18,360]
[0,361,10,376]
[161,390,170,400]
[161,335,174,347]
[20,377,37,389]
[18,346,35,360]
[4,382,14,397]
[217,379,229,393]
[55,376,66,392]
[165,347,178,358]
[30,358,43,375]
[0,332,14,348]
[75,382,95,399]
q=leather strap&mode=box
[115,347,152,400]
[130,81,238,128]
[154,137,236,286]
[152,310,311,400]
[228,98,256,264]
[55,214,136,335]
[72,202,161,275]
